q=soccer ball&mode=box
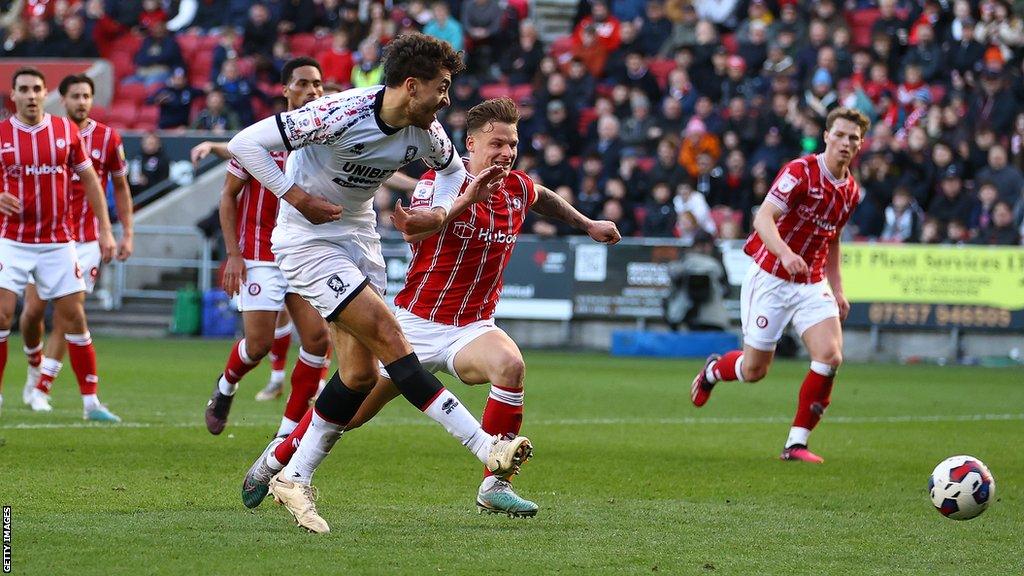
[928,455,995,520]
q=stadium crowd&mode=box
[1,0,1023,245]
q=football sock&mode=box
[788,361,835,448]
[386,353,494,464]
[34,357,62,393]
[220,339,258,395]
[23,343,42,368]
[481,385,524,478]
[319,347,332,386]
[272,408,312,468]
[707,350,744,384]
[65,332,98,396]
[82,393,100,412]
[269,322,293,373]
[0,330,9,391]
[280,348,324,434]
[280,410,342,484]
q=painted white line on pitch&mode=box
[1,413,1023,430]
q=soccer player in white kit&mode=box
[0,67,117,419]
[689,107,871,463]
[227,33,530,533]
[18,74,133,417]
[240,97,621,517]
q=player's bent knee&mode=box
[493,355,525,389]
[299,328,330,356]
[340,367,378,393]
[244,337,274,361]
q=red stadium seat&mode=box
[634,157,655,172]
[510,84,533,104]
[109,52,136,81]
[648,58,677,90]
[549,35,573,62]
[176,33,203,59]
[133,106,160,130]
[847,8,881,48]
[106,102,138,129]
[577,107,597,135]
[290,33,318,57]
[191,51,215,85]
[117,82,151,106]
[89,106,111,125]
[721,33,738,55]
[479,83,512,99]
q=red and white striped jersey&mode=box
[743,154,861,283]
[228,152,286,262]
[0,114,91,244]
[68,119,127,242]
[396,167,537,326]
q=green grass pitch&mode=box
[1,337,1021,575]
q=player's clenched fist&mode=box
[587,220,621,245]
[780,251,809,276]
[0,192,22,215]
[285,188,343,224]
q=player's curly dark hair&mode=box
[382,32,465,88]
[467,97,520,133]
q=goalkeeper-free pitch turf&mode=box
[1,337,1021,575]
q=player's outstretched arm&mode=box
[752,202,808,277]
[825,236,849,320]
[218,173,249,297]
[227,118,341,224]
[79,165,116,263]
[190,141,231,167]
[531,184,622,244]
[396,165,506,242]
[111,173,134,260]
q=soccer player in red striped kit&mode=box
[240,97,621,516]
[19,74,134,416]
[191,57,332,437]
[0,67,117,419]
[690,107,871,463]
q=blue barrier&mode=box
[202,290,238,338]
[611,330,740,358]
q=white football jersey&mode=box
[266,86,458,246]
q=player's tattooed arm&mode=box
[531,184,622,244]
[397,165,506,243]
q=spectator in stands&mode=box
[191,89,240,132]
[976,145,1024,205]
[678,117,720,179]
[280,0,317,34]
[128,20,185,88]
[213,58,256,125]
[944,219,970,245]
[210,28,241,86]
[130,132,170,192]
[637,0,670,57]
[971,69,1017,137]
[969,182,1001,233]
[673,180,715,243]
[0,20,27,57]
[537,143,578,191]
[973,201,1021,245]
[23,18,56,57]
[501,19,544,85]
[571,24,611,78]
[243,3,276,58]
[461,0,503,78]
[928,166,977,225]
[902,22,944,83]
[642,182,677,237]
[717,149,751,213]
[573,0,621,53]
[620,93,656,155]
[600,198,635,237]
[316,29,354,87]
[584,115,624,178]
[147,67,202,129]
[659,2,697,57]
[949,19,986,76]
[530,186,579,237]
[918,217,944,244]
[139,0,167,30]
[56,14,99,58]
[564,59,596,113]
[575,175,605,219]
[881,187,923,243]
[613,51,662,105]
[423,1,464,53]
[542,100,581,152]
[450,76,482,110]
[648,135,687,191]
[351,39,383,88]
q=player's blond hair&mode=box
[825,107,871,137]
[467,97,520,134]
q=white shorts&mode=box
[740,264,839,351]
[377,307,502,382]
[76,241,101,293]
[0,239,86,300]
[275,236,386,320]
[237,261,290,312]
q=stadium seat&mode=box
[648,59,677,90]
[106,102,138,129]
[721,33,738,55]
[634,157,655,172]
[133,106,160,130]
[577,107,597,135]
[510,84,533,104]
[191,51,215,85]
[479,83,512,100]
[290,33,318,57]
[117,82,151,106]
[847,8,881,48]
[549,36,573,63]
[89,106,111,125]
[235,56,255,78]
[109,52,136,82]
[176,33,204,60]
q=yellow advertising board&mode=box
[841,244,1024,310]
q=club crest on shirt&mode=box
[248,283,261,296]
[91,149,101,159]
[55,138,66,149]
[511,196,522,210]
[404,146,418,163]
[776,171,798,194]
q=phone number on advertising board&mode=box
[867,304,1012,328]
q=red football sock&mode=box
[792,363,835,431]
[34,358,61,394]
[269,323,292,372]
[223,339,258,385]
[24,343,42,368]
[712,350,744,382]
[0,330,8,392]
[65,333,98,395]
[274,407,313,465]
[481,385,524,478]
[284,349,324,422]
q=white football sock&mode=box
[276,416,299,438]
[269,369,286,385]
[82,393,100,412]
[218,375,237,396]
[785,426,811,449]
[422,388,494,465]
[280,411,343,484]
